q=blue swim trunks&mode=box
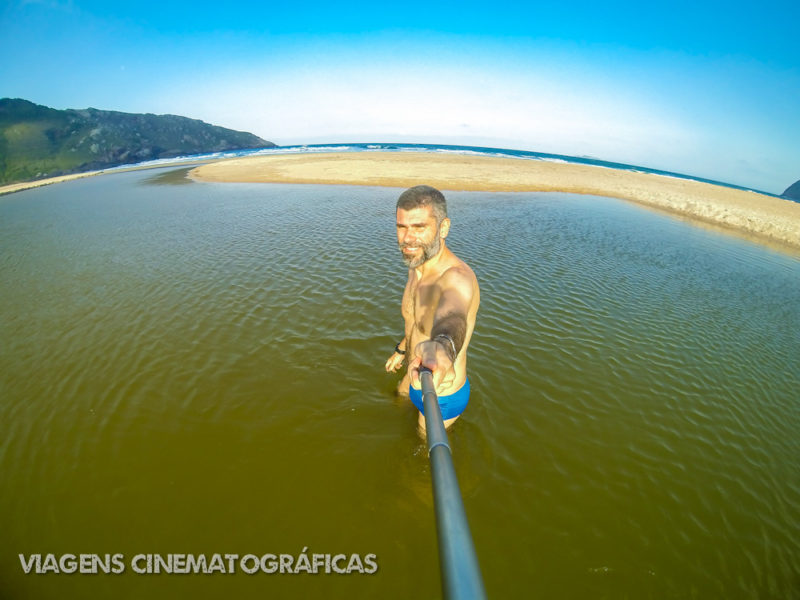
[409,378,470,420]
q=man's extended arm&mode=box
[430,309,467,361]
[409,268,475,390]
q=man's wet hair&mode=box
[396,185,447,223]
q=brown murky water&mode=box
[1,167,799,598]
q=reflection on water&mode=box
[1,168,799,599]
[143,166,196,185]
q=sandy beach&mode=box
[0,170,105,195]
[191,152,800,251]
[0,159,211,197]
[4,152,797,251]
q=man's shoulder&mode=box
[438,260,478,292]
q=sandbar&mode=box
[190,152,800,252]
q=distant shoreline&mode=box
[0,160,212,196]
[190,152,800,252]
[0,170,105,195]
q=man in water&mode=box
[385,185,480,431]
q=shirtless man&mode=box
[384,185,480,432]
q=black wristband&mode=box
[433,334,457,362]
[394,343,406,355]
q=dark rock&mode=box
[782,180,800,201]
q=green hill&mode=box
[0,98,274,184]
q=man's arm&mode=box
[385,271,414,372]
[409,268,475,390]
[430,309,467,360]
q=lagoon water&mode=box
[1,167,799,599]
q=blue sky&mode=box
[1,0,798,193]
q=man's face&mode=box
[396,206,445,268]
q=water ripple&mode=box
[1,179,799,598]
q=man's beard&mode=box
[400,234,441,268]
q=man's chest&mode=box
[405,279,441,333]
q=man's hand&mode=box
[409,339,456,393]
[385,351,405,373]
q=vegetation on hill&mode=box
[0,98,274,184]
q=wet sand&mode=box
[190,152,800,251]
